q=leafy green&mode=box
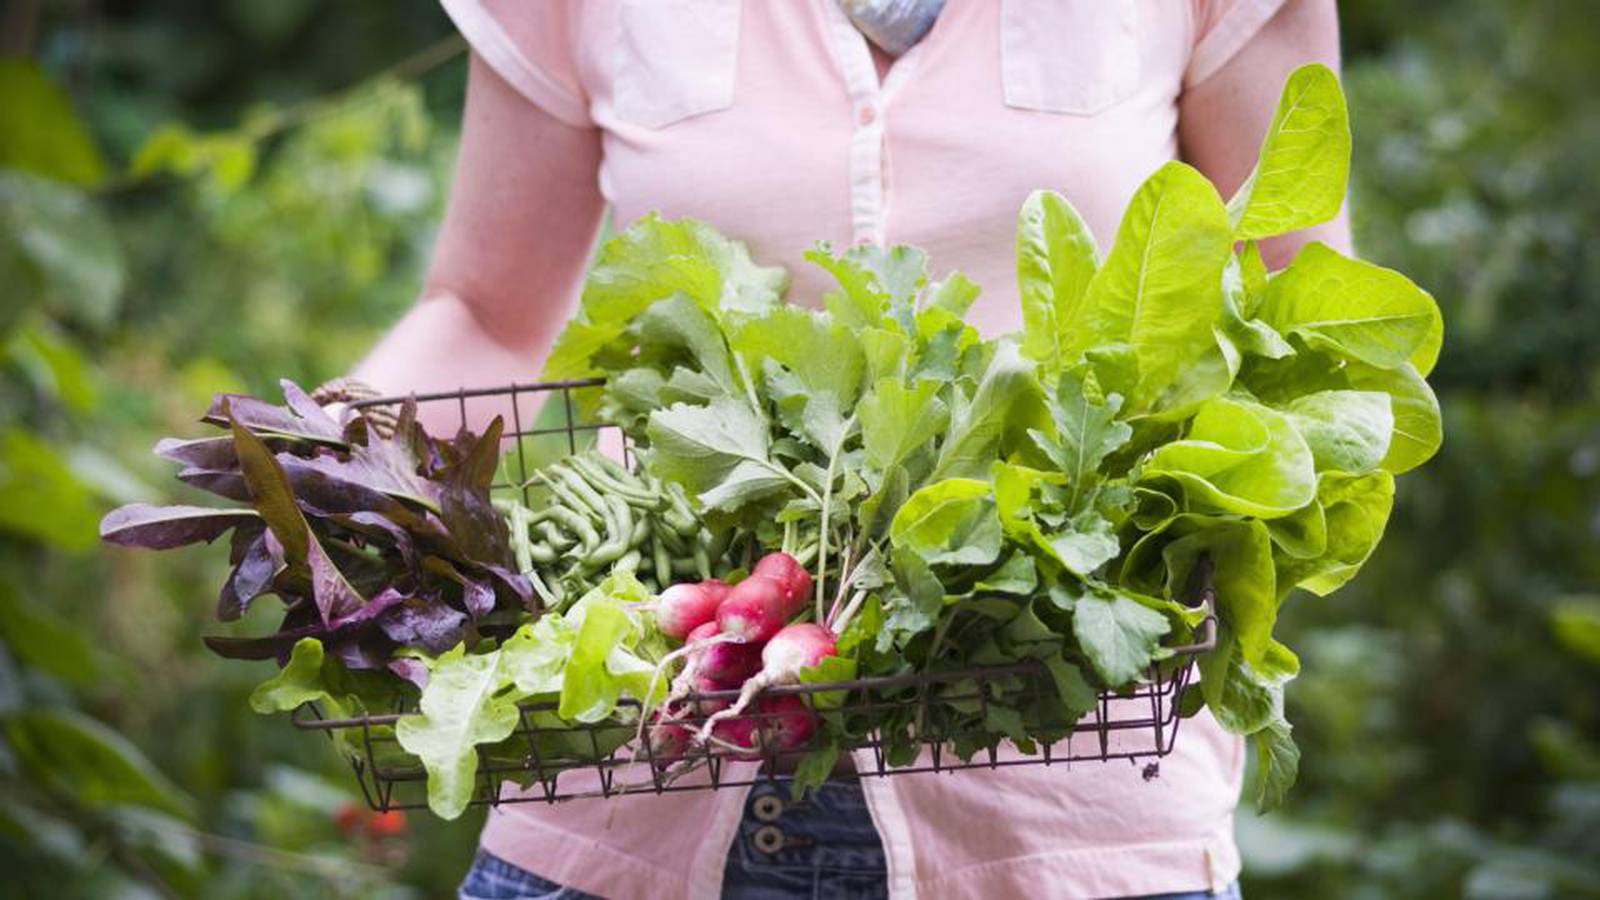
[1075,161,1233,413]
[1072,591,1172,685]
[1016,190,1098,371]
[1226,63,1351,240]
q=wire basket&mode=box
[296,379,1218,810]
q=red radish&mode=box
[685,672,736,716]
[709,695,817,760]
[697,622,839,743]
[695,631,762,684]
[752,552,812,605]
[760,623,838,674]
[653,579,730,640]
[716,574,798,644]
[643,716,693,766]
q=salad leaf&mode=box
[1142,396,1317,519]
[1226,63,1351,240]
[890,479,1003,567]
[1260,242,1444,376]
[1076,162,1233,412]
[1016,190,1098,371]
[1072,590,1171,685]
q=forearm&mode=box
[338,52,603,433]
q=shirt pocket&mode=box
[612,0,741,129]
[1001,0,1141,116]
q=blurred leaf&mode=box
[1550,598,1600,664]
[0,582,100,686]
[0,61,106,187]
[4,708,194,819]
[5,322,98,414]
[0,428,100,551]
[0,171,124,328]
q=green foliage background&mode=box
[0,1,1595,896]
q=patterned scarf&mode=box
[839,0,947,57]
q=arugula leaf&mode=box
[1033,368,1132,511]
[1249,715,1301,812]
[1226,63,1351,240]
[645,396,790,511]
[1016,189,1098,371]
[806,242,927,331]
[932,343,1048,480]
[544,214,787,378]
[858,378,948,471]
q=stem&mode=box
[813,416,857,620]
[825,542,854,626]
[832,589,870,637]
[759,459,824,508]
[733,353,766,423]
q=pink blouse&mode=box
[439,1,1289,896]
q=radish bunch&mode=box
[641,552,841,764]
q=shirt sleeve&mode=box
[1184,0,1292,88]
[439,0,592,127]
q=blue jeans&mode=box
[458,779,1241,899]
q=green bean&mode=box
[605,495,634,548]
[706,526,732,564]
[536,471,601,524]
[591,452,639,483]
[628,513,651,549]
[692,543,711,580]
[528,542,556,564]
[554,466,610,520]
[545,506,600,553]
[662,483,699,536]
[570,455,660,508]
[670,556,697,577]
[506,504,533,574]
[581,495,634,569]
[651,534,671,587]
[616,548,642,572]
[537,520,573,551]
[657,525,689,556]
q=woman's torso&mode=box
[444,1,1267,896]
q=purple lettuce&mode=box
[101,381,535,673]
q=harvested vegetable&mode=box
[101,64,1441,818]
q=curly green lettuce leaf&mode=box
[889,478,1003,568]
[1280,389,1394,473]
[1260,242,1443,376]
[1142,395,1317,519]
